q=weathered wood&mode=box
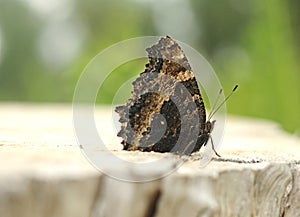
[0,104,299,217]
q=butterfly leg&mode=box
[210,135,221,157]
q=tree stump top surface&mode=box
[0,103,299,172]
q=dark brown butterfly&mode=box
[115,36,237,156]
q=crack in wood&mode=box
[280,165,297,217]
[145,190,161,217]
[89,176,104,217]
[211,157,263,164]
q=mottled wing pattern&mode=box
[115,36,208,154]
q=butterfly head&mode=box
[205,85,238,134]
[205,120,216,134]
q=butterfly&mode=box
[115,36,237,156]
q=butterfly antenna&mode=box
[208,84,238,121]
[207,88,223,120]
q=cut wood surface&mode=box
[0,103,299,217]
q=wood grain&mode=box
[0,104,299,217]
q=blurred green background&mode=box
[0,0,299,134]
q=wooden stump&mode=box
[0,104,299,217]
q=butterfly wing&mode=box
[116,36,207,154]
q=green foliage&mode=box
[0,0,299,134]
[97,58,146,104]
